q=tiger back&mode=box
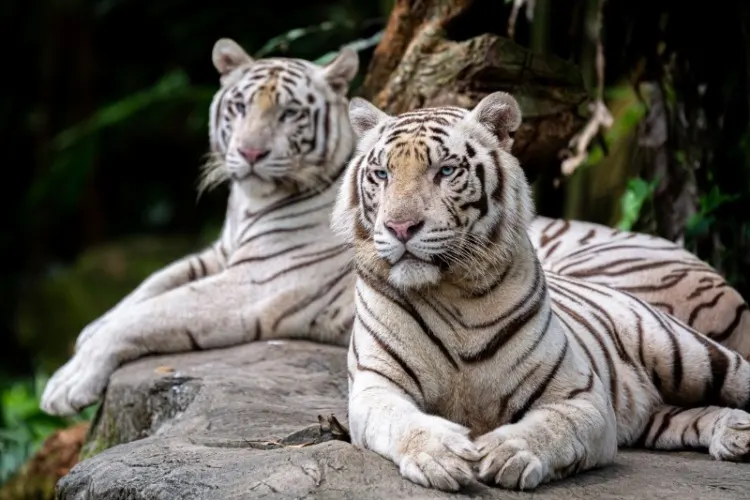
[530,216,750,357]
[334,92,750,492]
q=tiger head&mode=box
[202,38,359,197]
[331,92,534,291]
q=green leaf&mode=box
[616,177,658,231]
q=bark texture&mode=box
[360,0,589,180]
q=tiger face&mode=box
[206,38,359,195]
[332,92,533,290]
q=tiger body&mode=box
[530,216,750,356]
[40,38,359,416]
[335,93,750,491]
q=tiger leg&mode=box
[475,398,618,489]
[630,304,750,411]
[41,269,348,416]
[74,242,227,350]
[475,356,618,490]
[636,405,750,461]
[348,369,480,492]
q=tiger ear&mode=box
[349,97,389,138]
[468,92,522,151]
[322,47,359,95]
[212,38,253,79]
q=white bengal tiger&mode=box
[40,39,749,418]
[40,38,359,416]
[333,92,750,491]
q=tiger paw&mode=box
[710,409,750,461]
[40,340,118,416]
[475,429,547,490]
[397,415,481,492]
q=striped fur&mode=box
[334,93,750,492]
[40,39,359,416]
[529,216,750,358]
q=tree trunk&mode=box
[360,0,589,191]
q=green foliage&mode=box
[0,375,94,486]
[28,71,216,212]
[684,185,741,239]
[616,177,659,231]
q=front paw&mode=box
[710,409,750,461]
[40,345,117,416]
[475,429,546,491]
[398,415,480,492]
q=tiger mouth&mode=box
[394,252,431,265]
[230,170,258,182]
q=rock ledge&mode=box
[58,341,750,499]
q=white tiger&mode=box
[40,38,359,416]
[334,92,750,491]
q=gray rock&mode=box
[58,341,750,500]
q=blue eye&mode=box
[279,108,298,121]
[374,169,388,180]
[439,166,456,176]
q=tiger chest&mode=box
[424,364,510,438]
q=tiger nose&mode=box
[385,219,425,242]
[237,147,269,163]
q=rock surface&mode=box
[58,341,750,500]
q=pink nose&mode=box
[385,219,424,242]
[237,147,269,163]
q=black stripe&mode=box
[356,305,424,400]
[461,262,546,362]
[509,336,569,423]
[254,244,349,286]
[271,266,352,331]
[185,329,201,350]
[359,271,459,370]
[230,243,308,267]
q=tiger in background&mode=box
[334,92,750,492]
[40,38,360,416]
[40,39,750,417]
[529,216,750,357]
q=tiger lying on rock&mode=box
[333,92,750,491]
[40,37,749,418]
[41,38,359,416]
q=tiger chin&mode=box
[40,38,360,417]
[332,92,750,492]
